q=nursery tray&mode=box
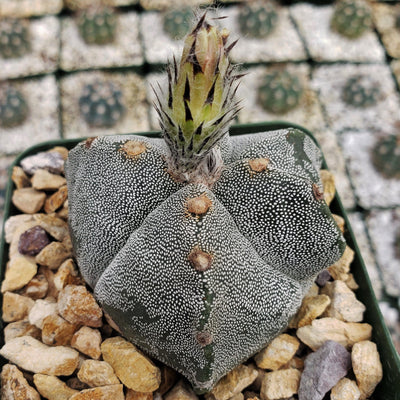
[1,121,400,399]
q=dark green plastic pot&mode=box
[1,122,399,399]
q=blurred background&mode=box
[1,0,400,351]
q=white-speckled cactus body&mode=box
[66,128,345,392]
[65,14,346,393]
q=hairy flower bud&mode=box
[154,13,241,186]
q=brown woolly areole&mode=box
[186,194,212,216]
[188,246,213,272]
[196,331,213,347]
[120,140,147,159]
[84,137,97,149]
[312,183,324,201]
[248,158,270,173]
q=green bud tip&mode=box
[154,12,242,187]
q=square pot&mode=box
[1,122,399,399]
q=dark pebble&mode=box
[315,269,333,287]
[18,226,51,256]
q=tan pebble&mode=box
[12,188,46,214]
[205,364,258,400]
[54,259,79,291]
[0,336,79,375]
[2,291,35,322]
[230,394,244,400]
[1,256,37,292]
[289,294,331,329]
[42,314,80,346]
[351,341,383,400]
[344,273,359,290]
[250,369,265,392]
[31,169,67,191]
[4,319,41,343]
[158,365,178,395]
[35,241,72,270]
[48,146,69,160]
[78,360,120,387]
[20,272,48,299]
[332,214,345,233]
[12,166,31,189]
[57,203,69,219]
[164,380,199,400]
[33,374,79,400]
[321,281,366,322]
[254,333,300,370]
[71,326,102,359]
[296,317,372,351]
[260,369,301,400]
[1,363,40,400]
[126,390,154,400]
[69,384,125,400]
[58,285,103,327]
[101,336,161,392]
[243,392,260,400]
[331,377,361,400]
[4,214,35,243]
[320,169,335,206]
[34,213,69,241]
[28,298,57,329]
[45,185,68,213]
[284,356,304,370]
[40,266,59,299]
[62,233,74,252]
[328,246,354,281]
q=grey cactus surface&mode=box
[330,0,372,39]
[78,80,125,128]
[257,69,304,114]
[0,18,31,59]
[76,6,117,45]
[370,133,400,180]
[66,14,346,393]
[237,1,279,39]
[342,75,381,108]
[0,85,29,128]
[162,7,193,40]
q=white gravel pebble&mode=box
[366,209,400,297]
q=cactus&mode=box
[0,18,31,59]
[331,0,372,39]
[66,14,346,393]
[257,69,304,114]
[76,6,117,45]
[342,75,381,108]
[238,1,279,38]
[78,80,125,128]
[370,134,400,180]
[163,7,193,40]
[0,85,29,128]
